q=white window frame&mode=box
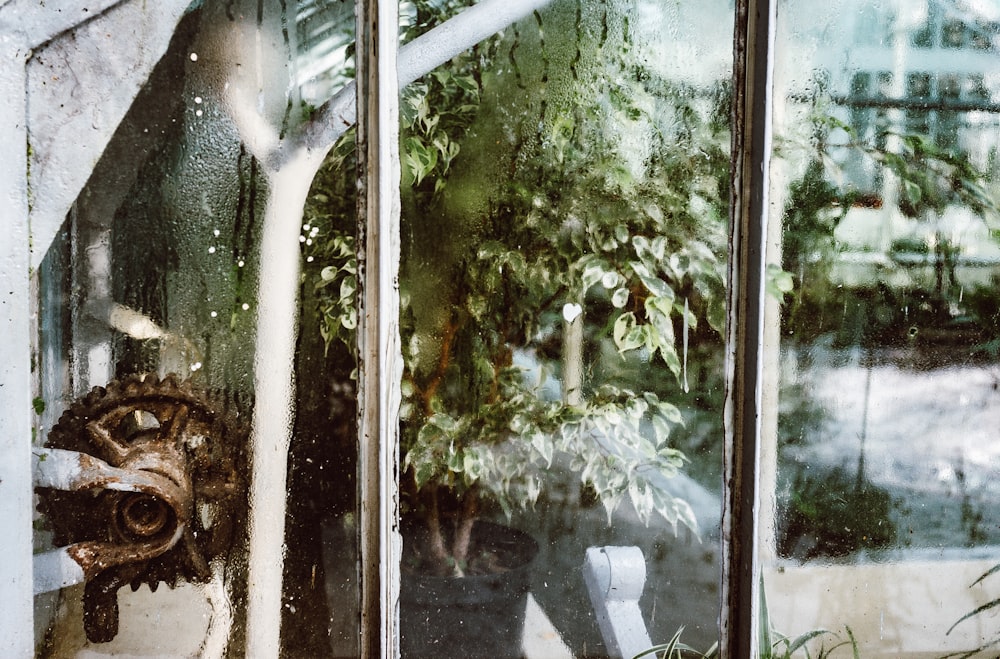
[1,3,197,654]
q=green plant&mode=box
[304,0,729,576]
[944,564,1000,658]
[632,626,717,659]
[756,578,861,659]
[778,466,897,560]
[778,104,1000,347]
[633,579,860,659]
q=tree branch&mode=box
[426,485,455,576]
[420,314,463,416]
[450,489,479,572]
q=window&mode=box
[3,0,1000,658]
[765,2,1000,657]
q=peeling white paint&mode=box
[32,548,86,595]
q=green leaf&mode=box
[402,136,438,184]
[651,415,671,443]
[628,479,654,524]
[613,312,646,353]
[658,343,682,378]
[453,73,479,95]
[339,275,356,300]
[786,630,832,654]
[531,432,554,466]
[759,577,773,658]
[765,264,794,302]
[614,223,629,244]
[612,287,630,308]
[413,460,436,488]
[581,260,608,291]
[947,597,1000,636]
[902,178,922,205]
[637,272,674,300]
[655,401,684,425]
[462,450,484,482]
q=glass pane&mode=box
[764,1,1000,656]
[31,1,358,655]
[304,0,733,655]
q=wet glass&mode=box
[28,0,733,655]
[764,0,1000,656]
[305,0,734,655]
[31,1,358,655]
[390,0,733,655]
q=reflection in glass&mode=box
[304,0,733,654]
[767,0,1000,656]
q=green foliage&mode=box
[778,466,897,560]
[633,583,861,659]
[945,564,1000,658]
[756,580,861,659]
[779,95,1000,346]
[302,132,359,354]
[400,68,480,190]
[779,156,851,342]
[632,627,716,659]
[303,0,731,569]
[871,132,998,220]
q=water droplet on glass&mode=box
[682,298,690,394]
[210,311,218,318]
[190,52,198,62]
[242,303,250,311]
[195,96,203,104]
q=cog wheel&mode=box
[38,373,247,643]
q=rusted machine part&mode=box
[37,374,246,643]
[35,448,190,518]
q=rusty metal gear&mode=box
[38,373,247,643]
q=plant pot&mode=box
[400,520,539,659]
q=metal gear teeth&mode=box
[36,373,248,642]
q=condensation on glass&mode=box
[30,1,359,656]
[25,0,737,656]
[303,0,735,657]
[763,0,1000,656]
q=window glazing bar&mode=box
[0,34,34,657]
[722,0,774,656]
[355,0,403,654]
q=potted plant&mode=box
[302,0,729,654]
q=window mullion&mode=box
[0,40,34,658]
[722,0,775,656]
[355,0,403,654]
